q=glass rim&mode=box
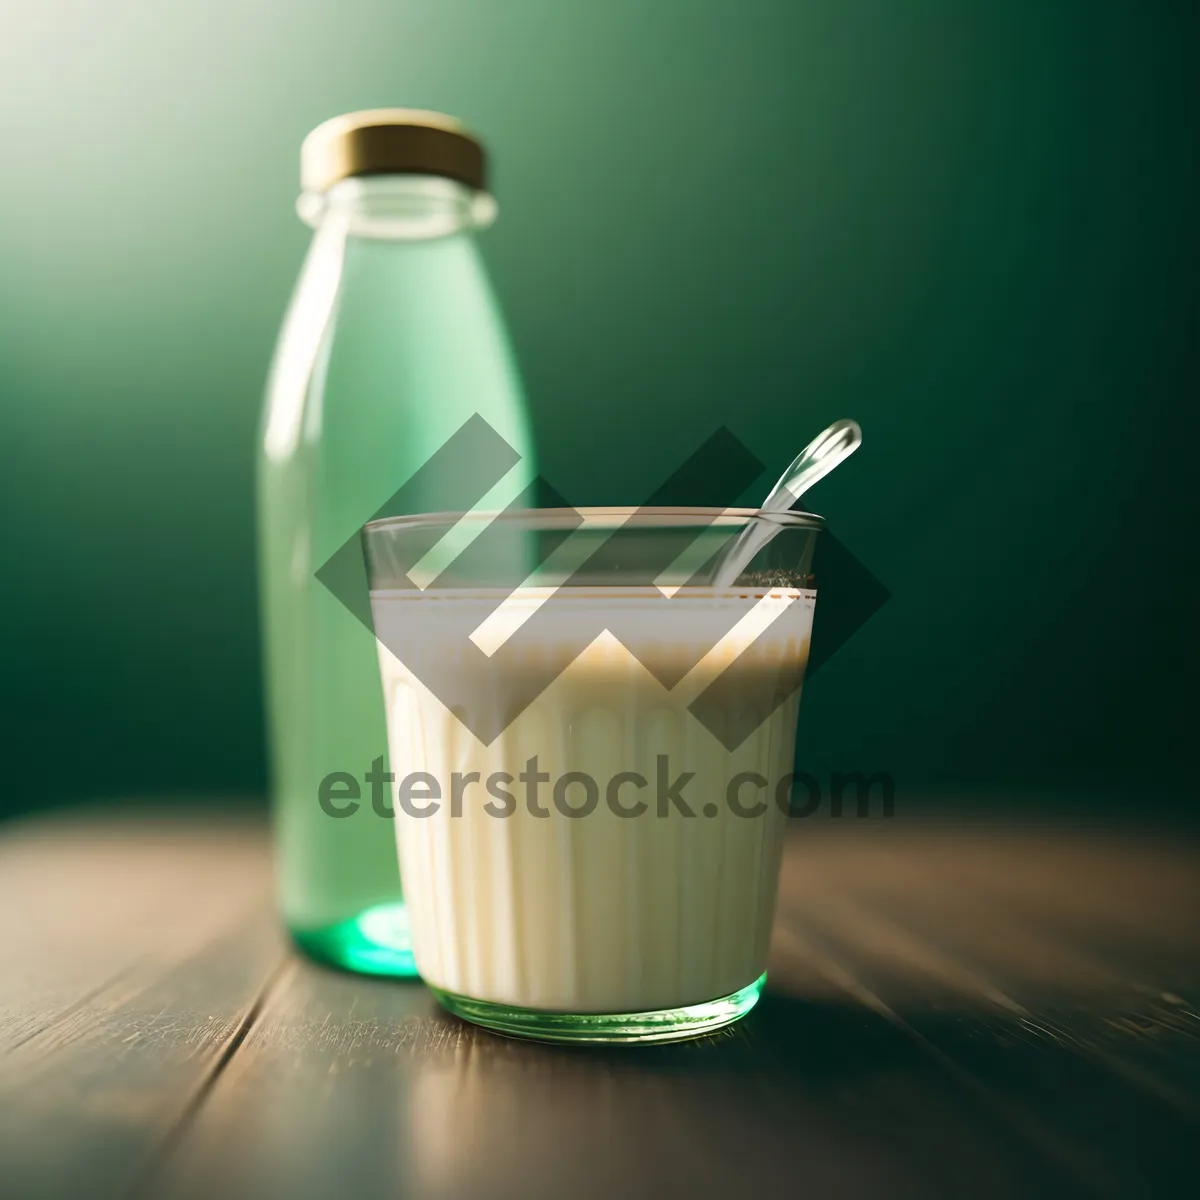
[363,505,825,535]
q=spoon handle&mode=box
[760,419,862,512]
[712,418,861,588]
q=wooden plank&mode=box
[0,812,271,1053]
[4,814,1199,1200]
[775,828,1200,1198]
[149,941,1077,1200]
[0,813,284,1200]
[819,834,1200,1104]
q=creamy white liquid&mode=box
[373,587,814,1014]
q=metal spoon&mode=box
[714,418,862,586]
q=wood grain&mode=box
[146,955,1068,1200]
[0,812,284,1200]
[1,810,1198,1200]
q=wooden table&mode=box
[1,809,1197,1200]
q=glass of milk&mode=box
[363,506,821,1042]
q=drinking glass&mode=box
[364,506,821,1042]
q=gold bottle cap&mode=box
[300,109,487,194]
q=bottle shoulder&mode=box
[261,229,532,474]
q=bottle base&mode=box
[290,901,418,977]
[428,972,767,1044]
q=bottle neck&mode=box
[297,174,496,241]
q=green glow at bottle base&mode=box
[290,902,417,977]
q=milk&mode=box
[372,587,814,1014]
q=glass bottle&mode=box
[258,110,535,974]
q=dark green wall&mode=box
[2,1,1196,817]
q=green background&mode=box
[1,0,1196,819]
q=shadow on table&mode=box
[402,989,947,1198]
[402,980,1198,1200]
